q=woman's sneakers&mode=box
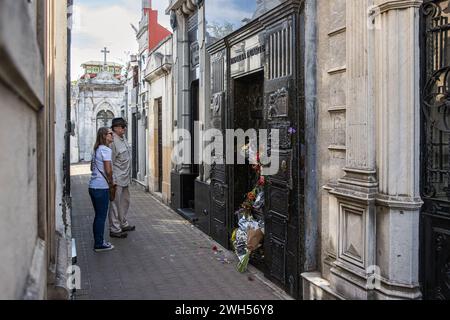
[94,242,114,252]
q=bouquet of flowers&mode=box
[233,213,263,273]
[231,144,267,273]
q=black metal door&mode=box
[210,50,230,249]
[263,15,303,299]
[420,0,450,300]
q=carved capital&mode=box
[374,0,423,14]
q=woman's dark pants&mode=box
[89,188,110,248]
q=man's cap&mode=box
[111,118,128,128]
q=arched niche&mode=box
[96,110,115,131]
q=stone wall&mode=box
[0,83,40,299]
[0,0,71,299]
[315,0,348,282]
[303,0,423,300]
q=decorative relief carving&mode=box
[170,10,177,30]
[268,87,289,119]
[190,42,200,69]
[211,92,224,116]
[210,91,224,131]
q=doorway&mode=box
[184,79,200,211]
[96,110,114,131]
[232,71,265,214]
[173,80,200,222]
[231,71,266,271]
[191,79,200,184]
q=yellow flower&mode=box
[231,229,237,243]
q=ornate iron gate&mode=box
[420,0,450,300]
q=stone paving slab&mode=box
[71,164,290,300]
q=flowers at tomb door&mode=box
[257,176,266,187]
[232,143,267,273]
[252,164,261,174]
[240,187,262,218]
[247,191,256,202]
[233,212,265,273]
[288,127,297,135]
[237,250,251,273]
[253,189,265,210]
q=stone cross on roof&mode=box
[101,47,110,70]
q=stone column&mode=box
[79,89,86,161]
[373,0,423,299]
[171,12,179,173]
[328,0,378,299]
[304,0,319,274]
[172,8,187,174]
[341,0,377,184]
[179,10,192,174]
[198,3,210,182]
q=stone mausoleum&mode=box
[71,52,125,163]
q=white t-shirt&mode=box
[89,145,112,189]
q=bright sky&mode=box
[71,0,171,81]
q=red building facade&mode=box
[143,2,172,52]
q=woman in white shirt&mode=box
[89,127,115,252]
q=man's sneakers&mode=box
[94,242,114,252]
[110,231,128,238]
[122,225,136,232]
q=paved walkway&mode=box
[71,164,289,300]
